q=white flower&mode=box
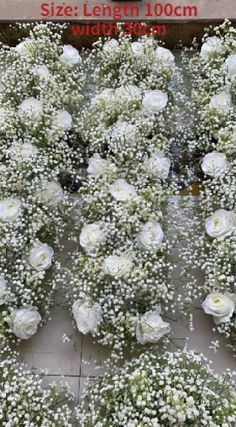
[155,46,175,67]
[209,92,232,114]
[29,242,54,271]
[131,42,144,56]
[142,90,168,114]
[205,209,236,240]
[11,142,38,162]
[110,121,137,144]
[137,221,164,250]
[201,151,230,177]
[115,85,141,102]
[103,254,133,278]
[103,38,119,53]
[19,97,43,120]
[33,65,50,81]
[38,181,63,206]
[136,310,171,344]
[145,151,171,179]
[94,88,115,104]
[0,198,21,222]
[202,292,236,324]
[7,306,41,339]
[223,54,236,81]
[87,154,117,179]
[53,110,73,131]
[0,107,8,128]
[72,299,102,334]
[15,39,34,57]
[59,45,81,66]
[110,179,137,202]
[79,223,106,254]
[0,276,7,305]
[200,36,224,60]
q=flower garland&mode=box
[64,36,180,360]
[0,346,77,426]
[0,22,85,344]
[182,21,236,348]
[79,349,236,426]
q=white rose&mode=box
[115,85,141,102]
[59,45,81,66]
[38,181,63,206]
[103,38,119,53]
[72,299,102,334]
[205,209,236,240]
[0,198,21,222]
[11,142,38,162]
[15,39,34,57]
[142,90,168,114]
[103,254,133,278]
[137,221,164,250]
[131,42,144,56]
[110,179,137,202]
[200,36,224,60]
[209,92,232,114]
[19,97,43,120]
[29,242,54,271]
[33,65,50,81]
[7,305,41,339]
[53,110,73,131]
[201,151,230,177]
[0,276,7,305]
[94,88,115,104]
[145,151,171,179]
[223,54,236,81]
[87,154,117,179]
[110,121,137,144]
[155,46,175,67]
[136,310,171,344]
[79,223,106,254]
[202,292,236,324]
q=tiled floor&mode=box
[19,197,236,403]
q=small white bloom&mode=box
[136,310,171,344]
[72,299,102,334]
[19,97,43,120]
[205,209,236,240]
[0,276,7,305]
[110,179,137,202]
[33,65,50,81]
[38,181,63,206]
[137,221,164,250]
[0,198,21,222]
[200,36,224,60]
[7,306,41,339]
[29,242,54,271]
[59,45,81,66]
[11,142,38,162]
[201,151,230,177]
[131,42,144,56]
[209,92,232,114]
[0,107,8,128]
[110,121,137,144]
[103,38,119,53]
[145,151,171,179]
[53,110,73,131]
[115,85,141,102]
[79,223,106,254]
[103,254,133,278]
[223,54,236,81]
[15,39,34,57]
[142,90,168,114]
[202,292,236,324]
[155,46,175,67]
[87,154,117,179]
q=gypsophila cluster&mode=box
[0,23,85,343]
[79,349,236,426]
[0,346,77,426]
